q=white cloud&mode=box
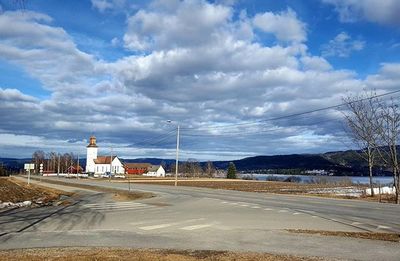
[0,88,37,102]
[91,0,129,13]
[253,9,307,42]
[321,32,365,57]
[301,56,332,71]
[111,37,120,47]
[365,63,400,90]
[2,2,400,160]
[322,0,400,25]
[91,0,113,12]
[124,0,232,51]
[0,10,98,91]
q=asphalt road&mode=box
[1,176,399,261]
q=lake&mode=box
[240,174,394,186]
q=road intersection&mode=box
[1,176,399,260]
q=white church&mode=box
[86,136,125,175]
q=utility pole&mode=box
[57,154,60,177]
[175,124,180,187]
[109,148,112,182]
[77,154,79,179]
[167,120,180,186]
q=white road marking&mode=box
[240,204,249,207]
[278,210,288,213]
[91,206,153,211]
[351,222,362,225]
[292,212,301,215]
[264,208,273,211]
[251,206,261,209]
[83,202,154,212]
[221,201,228,204]
[139,224,173,230]
[129,221,149,226]
[311,216,318,218]
[84,202,144,207]
[203,197,219,201]
[377,225,391,230]
[138,218,206,231]
[180,224,213,231]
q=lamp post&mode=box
[167,120,180,187]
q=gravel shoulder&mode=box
[0,247,328,261]
[286,229,400,242]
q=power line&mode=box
[132,131,176,148]
[180,116,343,137]
[180,89,400,131]
[126,128,176,147]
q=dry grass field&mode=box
[0,177,71,204]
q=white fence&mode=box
[42,173,88,178]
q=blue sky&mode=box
[1,0,400,160]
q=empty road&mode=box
[1,176,399,261]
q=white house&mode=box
[85,136,125,175]
[93,156,124,175]
[144,165,166,177]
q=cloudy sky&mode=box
[1,0,400,160]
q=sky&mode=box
[1,0,400,161]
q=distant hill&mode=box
[214,154,335,170]
[121,158,175,165]
[0,158,30,172]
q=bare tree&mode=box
[32,150,45,175]
[377,99,400,203]
[342,91,382,196]
[204,161,216,177]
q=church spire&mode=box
[87,135,98,148]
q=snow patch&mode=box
[365,186,396,196]
[307,187,364,197]
[0,200,31,209]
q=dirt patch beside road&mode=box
[0,247,326,261]
[287,229,400,242]
[0,177,72,206]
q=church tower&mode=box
[86,135,98,173]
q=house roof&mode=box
[94,156,117,164]
[125,163,151,169]
[148,165,161,172]
[67,165,83,171]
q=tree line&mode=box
[168,160,237,179]
[343,91,400,203]
[31,150,79,174]
[168,159,218,177]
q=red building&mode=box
[125,163,151,175]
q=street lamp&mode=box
[167,120,180,186]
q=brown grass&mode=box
[0,177,72,204]
[287,229,400,242]
[0,247,326,261]
[128,179,339,193]
[127,179,369,199]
